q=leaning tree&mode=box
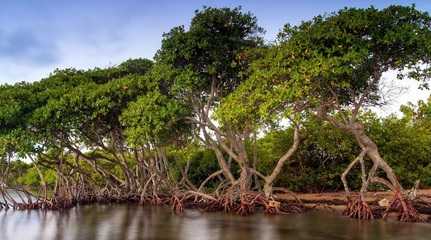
[155,7,265,196]
[214,45,306,200]
[252,5,431,221]
[32,59,155,199]
[120,63,193,204]
[0,59,155,208]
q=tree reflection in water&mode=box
[0,205,431,240]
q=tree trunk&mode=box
[211,146,236,183]
[348,122,402,191]
[236,138,252,193]
[239,166,252,193]
[263,126,301,197]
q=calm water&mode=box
[0,204,430,240]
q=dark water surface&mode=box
[1,204,430,240]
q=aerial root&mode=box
[220,192,236,212]
[383,191,424,222]
[219,191,303,216]
[236,192,259,216]
[0,187,303,216]
[171,192,184,214]
[264,199,281,215]
[343,196,374,220]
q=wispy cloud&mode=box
[0,29,58,65]
[0,0,169,83]
[0,25,155,83]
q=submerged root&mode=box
[0,185,303,217]
[383,191,424,222]
[343,196,374,220]
[264,199,281,215]
[147,193,170,206]
[186,191,221,212]
[171,192,184,214]
[280,201,304,214]
[218,191,303,216]
[236,192,259,216]
[220,192,236,212]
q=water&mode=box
[0,204,430,240]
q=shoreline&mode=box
[277,189,431,221]
[2,189,431,223]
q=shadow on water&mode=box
[0,204,431,240]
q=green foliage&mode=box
[168,143,220,187]
[156,6,264,99]
[121,90,191,146]
[251,106,431,192]
[250,5,431,113]
[15,166,56,188]
[0,6,430,196]
[214,47,281,131]
[253,118,359,192]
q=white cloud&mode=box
[0,59,53,84]
[0,17,160,83]
[371,70,431,116]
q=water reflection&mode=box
[0,204,430,240]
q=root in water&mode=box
[383,191,424,222]
[171,193,184,214]
[343,196,374,220]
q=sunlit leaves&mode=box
[121,91,191,146]
[274,5,431,108]
[156,6,264,99]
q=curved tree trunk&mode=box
[263,126,301,197]
[212,147,236,184]
[348,122,402,191]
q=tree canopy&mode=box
[0,5,430,221]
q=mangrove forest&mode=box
[1,4,431,226]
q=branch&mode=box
[198,170,223,192]
[249,168,267,181]
[265,126,302,185]
[371,177,396,192]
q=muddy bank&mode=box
[277,189,431,220]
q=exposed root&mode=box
[236,192,258,216]
[383,191,424,222]
[0,184,300,218]
[220,192,236,212]
[343,196,374,220]
[171,192,184,214]
[263,199,281,215]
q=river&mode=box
[0,204,430,240]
